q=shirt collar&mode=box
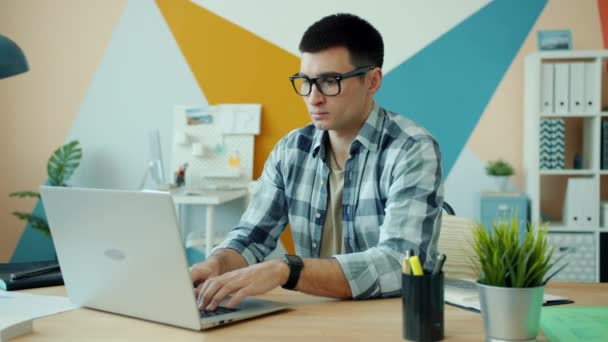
[311,102,383,158]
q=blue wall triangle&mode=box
[377,0,547,176]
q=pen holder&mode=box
[402,272,444,342]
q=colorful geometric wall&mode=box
[2,0,604,261]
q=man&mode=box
[192,13,443,311]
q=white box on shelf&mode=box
[601,201,608,228]
[554,63,570,114]
[563,177,598,228]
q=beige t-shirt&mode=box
[319,144,345,258]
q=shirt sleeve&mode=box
[334,136,444,299]
[212,139,290,266]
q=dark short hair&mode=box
[299,13,384,69]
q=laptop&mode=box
[39,186,289,330]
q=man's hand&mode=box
[190,256,222,294]
[197,259,289,311]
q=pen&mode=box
[402,250,412,275]
[10,264,60,281]
[409,256,424,276]
[432,253,446,275]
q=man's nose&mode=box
[308,83,325,105]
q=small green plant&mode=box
[470,217,566,287]
[485,159,514,176]
[9,140,82,237]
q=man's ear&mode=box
[368,68,383,94]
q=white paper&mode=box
[0,290,78,339]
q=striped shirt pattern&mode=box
[214,102,444,299]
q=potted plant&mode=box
[485,159,514,192]
[9,140,82,237]
[470,217,565,342]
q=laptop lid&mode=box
[39,186,287,330]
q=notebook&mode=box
[39,186,288,330]
[444,278,573,313]
[0,261,63,291]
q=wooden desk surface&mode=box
[14,282,608,341]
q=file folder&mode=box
[554,63,570,114]
[541,63,554,113]
[569,62,585,114]
[584,61,598,113]
[563,177,598,228]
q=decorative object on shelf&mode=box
[540,119,565,169]
[8,141,83,237]
[602,120,608,169]
[470,217,566,342]
[485,159,514,192]
[573,153,582,169]
[537,29,572,51]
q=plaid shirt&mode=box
[215,103,444,299]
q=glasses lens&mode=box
[291,77,311,96]
[317,76,340,96]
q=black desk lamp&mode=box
[0,34,29,79]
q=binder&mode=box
[0,261,63,291]
[541,63,555,113]
[569,62,585,114]
[563,178,598,228]
[584,61,598,113]
[554,63,570,114]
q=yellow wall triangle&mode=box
[156,0,304,253]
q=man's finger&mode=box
[225,289,248,309]
[206,282,239,311]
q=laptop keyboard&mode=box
[200,306,239,318]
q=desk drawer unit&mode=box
[480,193,528,239]
[547,232,596,282]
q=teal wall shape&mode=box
[377,0,547,176]
[11,191,56,262]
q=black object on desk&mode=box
[0,260,63,291]
[402,271,444,342]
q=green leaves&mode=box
[8,191,40,198]
[48,140,82,186]
[471,217,565,288]
[11,212,51,237]
[8,140,82,238]
[485,159,514,176]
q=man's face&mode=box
[299,46,376,136]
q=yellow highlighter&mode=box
[409,256,424,276]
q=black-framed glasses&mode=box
[289,65,375,96]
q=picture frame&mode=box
[537,29,572,51]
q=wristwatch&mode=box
[282,254,304,290]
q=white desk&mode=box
[171,189,248,254]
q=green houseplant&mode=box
[470,217,566,342]
[9,140,82,237]
[485,159,514,192]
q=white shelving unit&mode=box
[524,50,608,283]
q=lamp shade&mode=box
[0,34,29,79]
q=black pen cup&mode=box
[401,271,444,341]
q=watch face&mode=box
[285,254,303,266]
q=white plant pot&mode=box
[478,282,544,342]
[490,175,511,192]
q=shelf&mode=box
[540,169,595,176]
[547,225,599,233]
[540,113,597,118]
[600,170,608,175]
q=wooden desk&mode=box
[15,283,608,341]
